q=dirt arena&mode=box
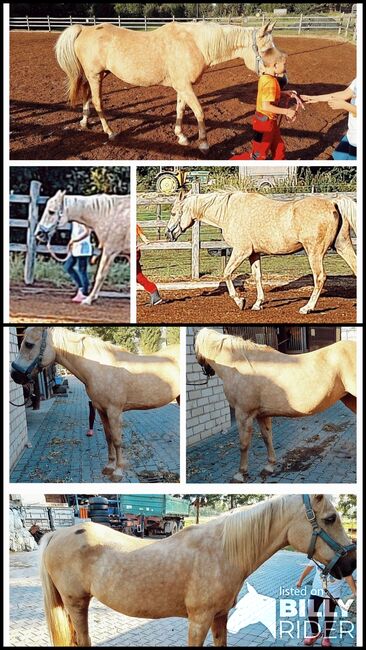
[137,274,356,324]
[10,32,355,160]
[9,284,130,323]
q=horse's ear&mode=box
[246,582,256,594]
[312,495,324,510]
[178,188,187,201]
[267,21,276,32]
[258,21,275,36]
[56,190,66,198]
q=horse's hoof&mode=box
[251,303,263,311]
[299,306,311,315]
[81,299,92,306]
[110,472,123,483]
[234,298,245,310]
[177,135,189,146]
[263,463,275,474]
[108,132,117,141]
[199,141,210,152]
[80,121,89,130]
[232,472,246,483]
[102,466,115,475]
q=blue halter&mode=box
[303,495,356,576]
[11,328,48,383]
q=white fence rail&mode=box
[9,13,356,38]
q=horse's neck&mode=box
[194,195,224,229]
[197,25,256,71]
[50,329,92,385]
[64,195,98,230]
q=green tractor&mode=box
[155,168,212,195]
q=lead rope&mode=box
[320,572,353,612]
[9,382,35,407]
[46,239,70,263]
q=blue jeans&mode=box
[63,256,90,295]
[332,135,357,160]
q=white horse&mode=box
[35,190,130,304]
[227,582,276,638]
[55,21,280,150]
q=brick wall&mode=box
[9,327,29,469]
[341,327,357,341]
[186,326,231,447]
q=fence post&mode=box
[144,16,147,31]
[191,182,200,280]
[24,180,42,285]
[47,15,50,31]
[298,13,303,35]
[345,14,351,39]
[262,14,265,26]
[70,15,72,25]
[118,15,121,27]
[26,15,29,31]
[338,12,343,35]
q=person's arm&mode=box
[68,226,91,246]
[327,98,356,117]
[344,575,356,597]
[261,101,296,120]
[296,564,314,588]
[301,84,355,104]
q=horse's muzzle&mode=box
[165,226,181,242]
[329,550,356,579]
[35,229,49,244]
[10,366,29,385]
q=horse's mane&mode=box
[189,23,255,66]
[65,193,125,216]
[51,328,132,359]
[221,496,287,571]
[196,328,276,365]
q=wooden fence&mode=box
[9,13,356,39]
[137,188,357,281]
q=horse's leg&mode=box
[249,252,265,310]
[257,416,276,473]
[80,81,92,130]
[176,84,208,151]
[63,596,91,647]
[98,409,117,475]
[174,93,189,146]
[106,408,126,483]
[222,249,249,310]
[187,613,213,646]
[340,394,357,413]
[86,72,115,139]
[211,612,228,646]
[82,250,116,305]
[335,240,357,275]
[233,408,254,481]
[299,251,326,314]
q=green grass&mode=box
[9,253,130,289]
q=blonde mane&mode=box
[193,24,255,66]
[196,328,276,366]
[51,327,132,360]
[221,496,287,571]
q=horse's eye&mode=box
[25,342,34,350]
[323,514,337,525]
[48,209,55,215]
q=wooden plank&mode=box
[24,181,41,285]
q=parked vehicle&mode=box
[114,495,190,537]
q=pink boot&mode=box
[304,631,322,646]
[72,289,86,303]
[86,429,94,437]
[321,639,331,647]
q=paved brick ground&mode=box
[187,403,356,484]
[10,376,180,483]
[8,547,356,647]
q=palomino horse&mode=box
[39,494,356,646]
[10,327,180,482]
[35,190,130,305]
[166,191,357,314]
[55,21,280,150]
[195,328,356,480]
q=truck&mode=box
[115,495,190,537]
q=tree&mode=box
[140,327,162,352]
[167,327,180,344]
[337,495,357,519]
[80,327,138,352]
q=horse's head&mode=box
[194,328,216,378]
[35,190,68,243]
[248,22,287,77]
[165,189,194,242]
[10,327,55,385]
[288,495,356,579]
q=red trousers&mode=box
[231,114,286,160]
[136,250,157,294]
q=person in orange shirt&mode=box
[232,50,299,160]
[136,224,163,306]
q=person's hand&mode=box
[296,580,302,588]
[286,108,296,120]
[328,98,348,111]
[67,240,73,250]
[300,95,320,104]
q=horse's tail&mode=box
[55,25,84,106]
[334,197,357,235]
[40,531,76,646]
